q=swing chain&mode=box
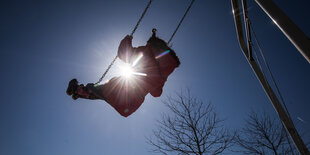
[95,0,153,84]
[168,0,195,45]
[96,0,194,84]
[131,0,153,36]
[95,55,118,84]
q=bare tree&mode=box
[147,91,234,155]
[234,111,298,155]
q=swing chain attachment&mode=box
[95,0,153,84]
[168,0,195,45]
[130,0,153,37]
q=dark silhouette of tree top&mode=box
[234,110,301,155]
[147,90,234,155]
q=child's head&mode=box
[147,35,168,49]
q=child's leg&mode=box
[66,79,103,100]
[95,77,148,117]
[73,84,102,100]
[67,77,148,117]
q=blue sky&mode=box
[1,0,309,154]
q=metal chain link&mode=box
[96,0,194,83]
[95,55,118,84]
[95,0,153,84]
[168,0,195,45]
[131,0,153,36]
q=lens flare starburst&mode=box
[118,53,147,79]
[120,63,134,78]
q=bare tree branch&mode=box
[234,110,299,155]
[147,90,234,155]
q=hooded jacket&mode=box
[79,35,180,117]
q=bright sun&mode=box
[120,63,134,78]
[118,53,147,79]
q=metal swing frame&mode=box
[231,0,310,154]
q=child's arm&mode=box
[118,35,135,63]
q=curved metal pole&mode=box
[231,0,310,154]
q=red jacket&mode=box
[118,35,180,97]
[98,35,180,117]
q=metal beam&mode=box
[241,0,253,60]
[255,0,310,64]
[231,0,310,154]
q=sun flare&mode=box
[118,53,147,79]
[120,64,134,78]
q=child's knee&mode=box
[119,109,132,117]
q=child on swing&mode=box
[66,29,180,117]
